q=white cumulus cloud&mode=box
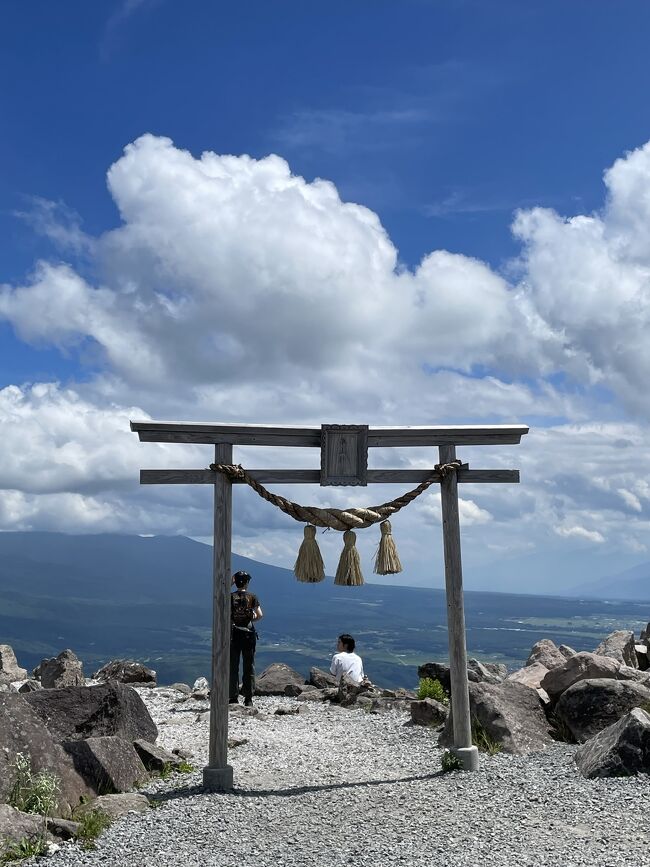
[1,136,650,588]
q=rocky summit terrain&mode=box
[42,689,650,867]
[0,625,649,867]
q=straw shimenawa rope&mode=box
[208,461,463,530]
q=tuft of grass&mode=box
[471,718,502,755]
[157,763,174,781]
[8,753,59,817]
[157,760,195,779]
[637,700,650,715]
[440,750,463,773]
[1,835,48,864]
[416,677,449,705]
[73,809,112,851]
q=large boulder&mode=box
[296,687,328,702]
[507,662,550,706]
[18,680,42,694]
[439,681,554,754]
[336,676,375,708]
[94,659,157,685]
[575,707,650,778]
[0,645,27,685]
[410,698,448,727]
[64,736,148,794]
[541,652,620,702]
[309,667,337,689]
[554,678,650,743]
[616,665,650,688]
[526,639,567,670]
[0,806,77,853]
[0,804,57,854]
[255,663,304,696]
[133,739,182,772]
[73,792,150,820]
[23,682,157,744]
[507,661,548,691]
[635,645,649,671]
[418,658,505,693]
[0,693,94,814]
[467,658,506,684]
[38,650,85,689]
[594,630,638,668]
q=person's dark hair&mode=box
[338,633,355,652]
[233,571,252,589]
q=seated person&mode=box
[330,633,365,685]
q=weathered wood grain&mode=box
[321,424,369,486]
[438,444,473,751]
[139,468,520,485]
[208,443,232,772]
[130,420,529,447]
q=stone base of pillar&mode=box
[453,746,479,771]
[202,764,234,791]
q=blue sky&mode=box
[1,1,650,592]
[3,1,650,278]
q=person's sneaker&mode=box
[244,698,253,707]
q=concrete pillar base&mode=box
[202,765,234,791]
[453,746,479,771]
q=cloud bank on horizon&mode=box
[1,135,650,589]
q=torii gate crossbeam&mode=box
[131,421,529,788]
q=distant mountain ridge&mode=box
[0,532,647,689]
[571,560,650,602]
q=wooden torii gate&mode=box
[130,421,529,788]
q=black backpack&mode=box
[231,591,255,628]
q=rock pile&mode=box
[0,651,181,857]
[1,619,649,856]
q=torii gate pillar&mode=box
[203,443,234,790]
[439,444,479,771]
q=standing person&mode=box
[229,571,263,707]
[330,633,365,685]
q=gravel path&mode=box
[46,687,649,867]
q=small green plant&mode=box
[156,760,195,779]
[471,718,502,755]
[8,753,59,817]
[637,700,650,715]
[73,809,112,851]
[440,750,463,773]
[1,834,48,864]
[158,763,174,781]
[416,677,449,705]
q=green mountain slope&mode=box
[0,532,647,688]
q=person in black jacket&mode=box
[229,571,263,707]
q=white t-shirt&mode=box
[330,651,364,685]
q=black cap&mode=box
[233,571,252,587]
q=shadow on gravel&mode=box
[148,771,446,805]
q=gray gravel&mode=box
[45,687,649,867]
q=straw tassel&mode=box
[334,529,364,586]
[374,519,403,575]
[294,524,325,583]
